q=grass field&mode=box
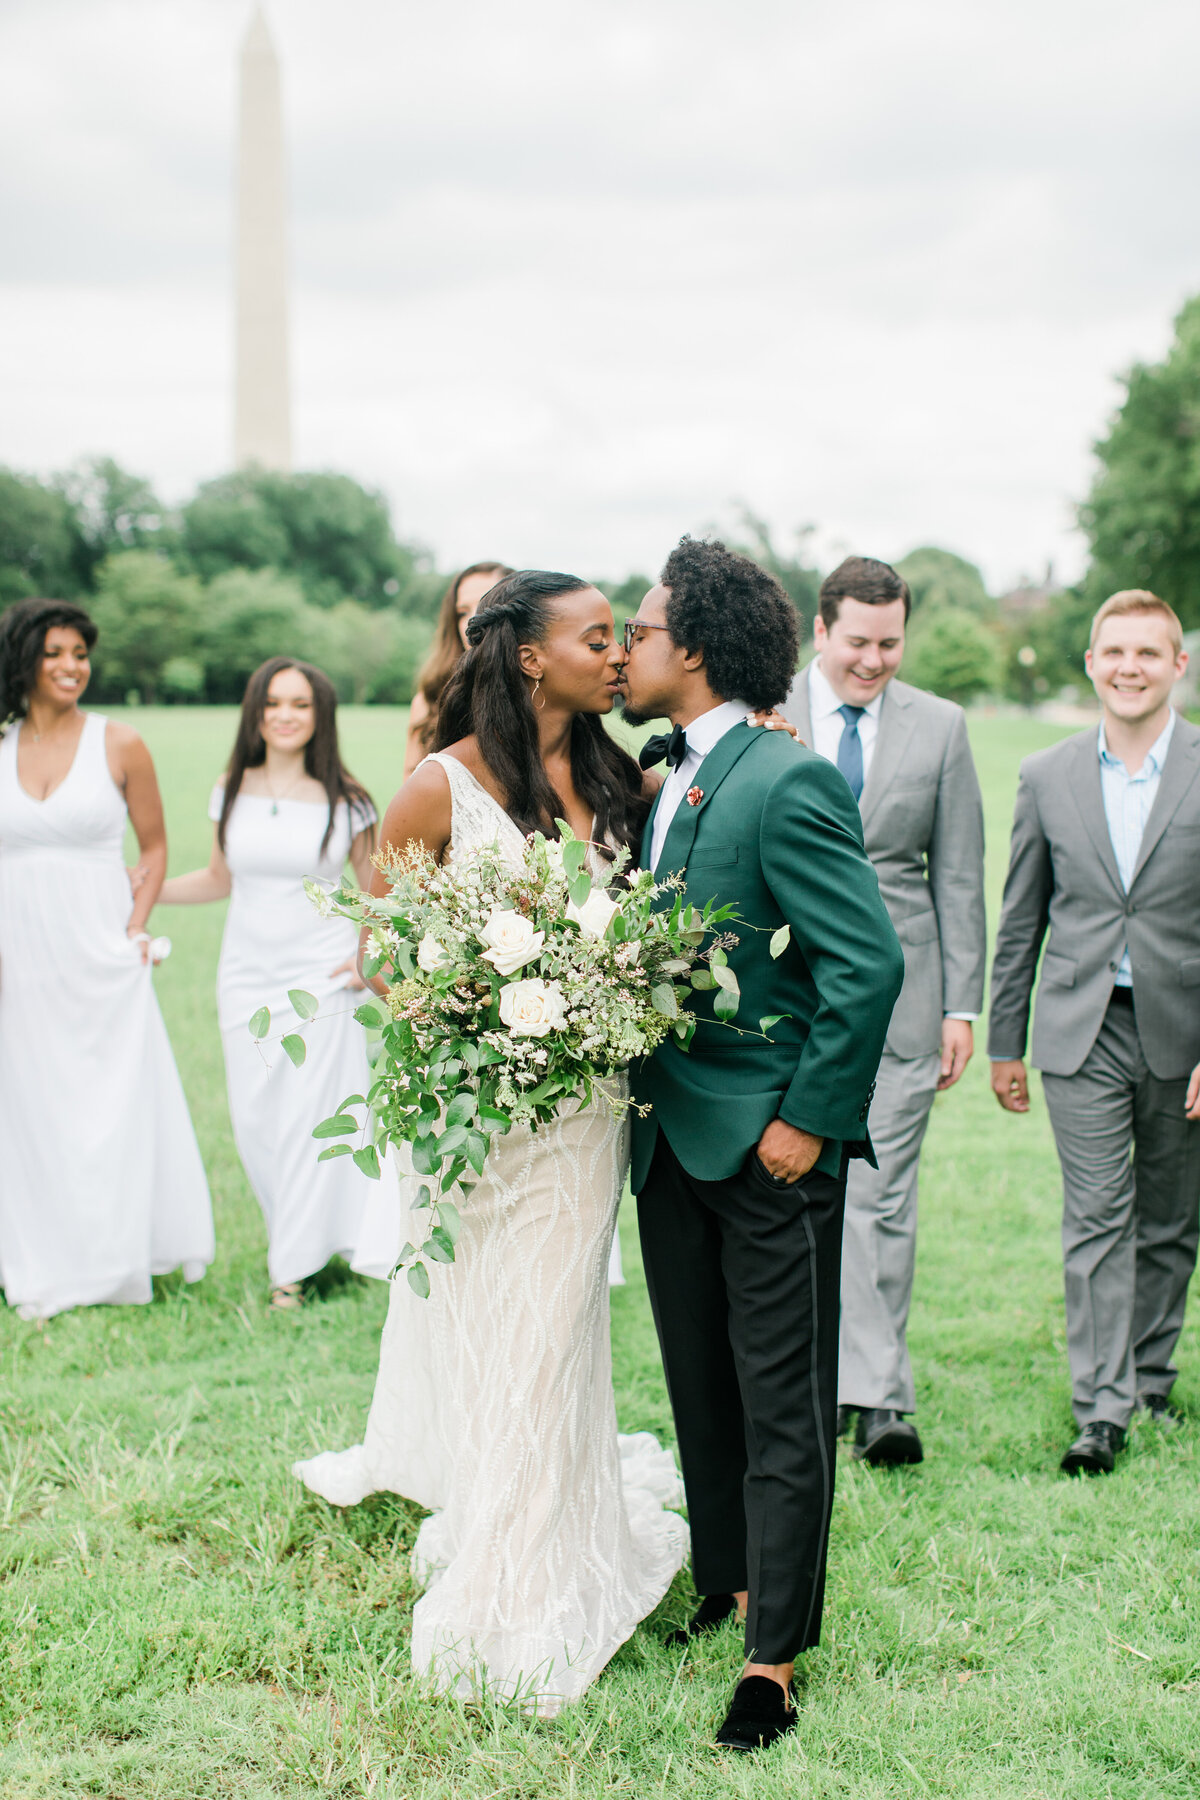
[2,708,1198,1799]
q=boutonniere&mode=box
[686,786,704,806]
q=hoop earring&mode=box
[531,678,545,712]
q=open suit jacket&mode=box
[988,715,1200,1079]
[781,667,986,1058]
[628,722,905,1190]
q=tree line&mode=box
[4,297,1199,709]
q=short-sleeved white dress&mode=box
[211,785,400,1287]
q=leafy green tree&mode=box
[55,456,170,577]
[0,467,87,606]
[725,507,821,632]
[180,469,424,611]
[895,546,992,616]
[198,567,319,703]
[89,551,204,703]
[999,589,1094,705]
[903,607,997,705]
[1081,294,1200,626]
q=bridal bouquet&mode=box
[293,824,743,1296]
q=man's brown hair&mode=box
[818,555,911,627]
[1089,589,1183,655]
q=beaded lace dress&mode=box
[294,753,688,1715]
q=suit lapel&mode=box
[653,722,760,877]
[859,681,915,827]
[1131,722,1200,885]
[1068,730,1124,897]
[785,662,814,744]
[640,784,663,869]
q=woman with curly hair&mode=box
[403,561,512,778]
[0,598,213,1320]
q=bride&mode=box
[294,570,690,1714]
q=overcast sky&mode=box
[2,0,1198,589]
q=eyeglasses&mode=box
[623,619,672,654]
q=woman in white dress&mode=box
[0,599,214,1320]
[295,571,688,1714]
[158,657,399,1309]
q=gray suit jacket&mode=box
[987,716,1200,1079]
[781,666,986,1058]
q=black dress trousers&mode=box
[637,1131,846,1664]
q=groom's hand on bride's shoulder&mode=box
[755,1118,823,1183]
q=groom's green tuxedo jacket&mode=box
[629,722,905,1191]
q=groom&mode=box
[620,537,904,1752]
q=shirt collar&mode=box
[676,698,751,762]
[1097,709,1176,775]
[810,656,885,722]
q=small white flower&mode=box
[416,931,449,973]
[543,839,567,876]
[479,906,544,975]
[498,976,567,1038]
[566,887,620,940]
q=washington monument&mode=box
[234,7,291,470]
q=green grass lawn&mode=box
[2,709,1198,1799]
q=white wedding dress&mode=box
[0,713,214,1318]
[294,753,688,1715]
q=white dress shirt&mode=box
[808,659,975,1026]
[1098,711,1176,987]
[649,699,751,869]
[808,658,884,779]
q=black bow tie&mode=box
[639,723,688,771]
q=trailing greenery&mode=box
[1,707,1196,1798]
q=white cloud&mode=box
[1,0,1198,588]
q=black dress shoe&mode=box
[853,1409,923,1465]
[715,1675,797,1753]
[665,1592,738,1647]
[1137,1393,1180,1428]
[1060,1420,1126,1475]
[836,1405,853,1439]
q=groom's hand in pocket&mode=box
[755,1118,823,1184]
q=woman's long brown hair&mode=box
[413,562,512,753]
[218,657,375,858]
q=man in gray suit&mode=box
[990,589,1200,1475]
[782,556,986,1465]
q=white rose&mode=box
[498,977,567,1038]
[566,888,620,940]
[417,931,449,973]
[478,906,545,975]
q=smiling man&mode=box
[989,590,1200,1476]
[781,557,986,1467]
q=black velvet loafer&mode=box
[715,1675,797,1752]
[665,1591,739,1647]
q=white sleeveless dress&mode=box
[294,753,688,1715]
[0,713,214,1319]
[210,786,402,1288]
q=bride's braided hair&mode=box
[436,571,648,858]
[0,598,99,729]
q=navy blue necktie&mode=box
[836,704,865,800]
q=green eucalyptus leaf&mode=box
[770,923,791,959]
[407,1262,430,1300]
[435,1200,461,1244]
[352,1144,382,1181]
[713,987,740,1021]
[354,1003,386,1028]
[312,1114,359,1138]
[436,1123,468,1157]
[710,962,739,994]
[567,871,592,907]
[281,1033,306,1067]
[689,969,715,990]
[248,1006,270,1039]
[759,1013,787,1033]
[411,1135,439,1176]
[425,1228,456,1263]
[317,1143,353,1162]
[413,1183,433,1210]
[650,982,679,1019]
[288,988,319,1021]
[445,1092,476,1130]
[465,1130,489,1176]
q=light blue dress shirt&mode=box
[1097,711,1176,987]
